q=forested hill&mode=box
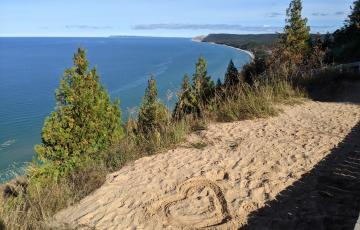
[202,33,329,58]
[202,34,279,56]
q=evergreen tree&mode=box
[332,0,360,63]
[192,57,215,106]
[224,60,240,87]
[268,0,310,78]
[281,0,310,55]
[347,0,360,28]
[35,48,124,172]
[173,74,197,120]
[216,78,223,89]
[138,76,169,133]
[173,58,215,120]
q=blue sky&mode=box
[0,0,354,37]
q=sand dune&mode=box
[53,101,360,229]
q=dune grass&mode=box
[212,79,304,122]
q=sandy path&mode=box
[53,101,360,229]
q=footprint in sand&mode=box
[144,178,231,228]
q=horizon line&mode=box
[0,35,191,38]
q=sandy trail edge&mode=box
[53,101,360,229]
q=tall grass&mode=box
[212,79,304,122]
[0,160,107,229]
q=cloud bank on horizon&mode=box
[0,0,354,37]
[133,24,283,32]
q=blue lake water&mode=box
[0,37,251,182]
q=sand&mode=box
[53,101,360,229]
[206,41,255,60]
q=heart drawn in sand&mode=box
[145,178,231,228]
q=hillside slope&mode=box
[53,100,360,229]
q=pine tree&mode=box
[216,78,222,89]
[347,0,360,28]
[173,74,197,120]
[192,57,215,105]
[35,48,124,172]
[268,0,310,78]
[138,76,169,133]
[281,0,310,55]
[173,58,215,120]
[216,78,222,88]
[332,0,360,63]
[224,60,240,87]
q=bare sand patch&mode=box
[53,101,360,229]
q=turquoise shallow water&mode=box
[0,37,251,182]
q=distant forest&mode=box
[202,33,330,58]
[202,34,279,57]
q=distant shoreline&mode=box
[209,41,255,60]
[192,36,255,60]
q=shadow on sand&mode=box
[306,73,360,104]
[242,118,360,229]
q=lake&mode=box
[0,37,251,182]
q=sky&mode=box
[0,0,354,37]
